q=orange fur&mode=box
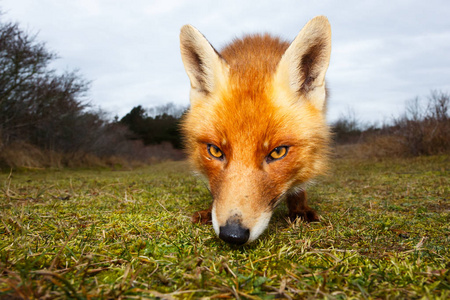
[180,16,332,244]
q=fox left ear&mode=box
[180,25,229,103]
[274,16,331,111]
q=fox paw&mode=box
[191,209,212,225]
[289,209,320,223]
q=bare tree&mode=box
[0,17,91,152]
[0,13,184,167]
[394,90,450,155]
[0,21,56,145]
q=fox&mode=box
[179,16,332,245]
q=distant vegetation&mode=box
[0,14,185,170]
[119,103,186,150]
[0,12,448,170]
[332,90,450,158]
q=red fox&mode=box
[180,16,331,245]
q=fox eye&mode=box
[267,146,289,162]
[207,144,224,159]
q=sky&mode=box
[1,0,450,123]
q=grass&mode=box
[0,156,449,299]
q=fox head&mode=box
[180,16,331,245]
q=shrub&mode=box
[393,90,450,156]
[333,90,450,158]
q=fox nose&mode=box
[219,222,250,245]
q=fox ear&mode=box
[275,16,331,110]
[180,25,229,100]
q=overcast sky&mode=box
[2,0,450,123]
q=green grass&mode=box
[0,156,449,299]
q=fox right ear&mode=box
[274,16,331,111]
[180,25,229,101]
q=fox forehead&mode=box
[189,89,307,159]
[187,34,296,145]
[220,34,289,90]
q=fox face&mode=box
[180,16,332,245]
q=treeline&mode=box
[120,103,186,149]
[0,16,185,169]
[332,90,450,158]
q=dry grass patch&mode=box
[0,157,449,299]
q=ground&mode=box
[0,155,449,299]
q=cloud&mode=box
[2,0,450,123]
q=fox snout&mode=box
[218,218,250,245]
[211,196,274,245]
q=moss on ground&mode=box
[0,156,449,299]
